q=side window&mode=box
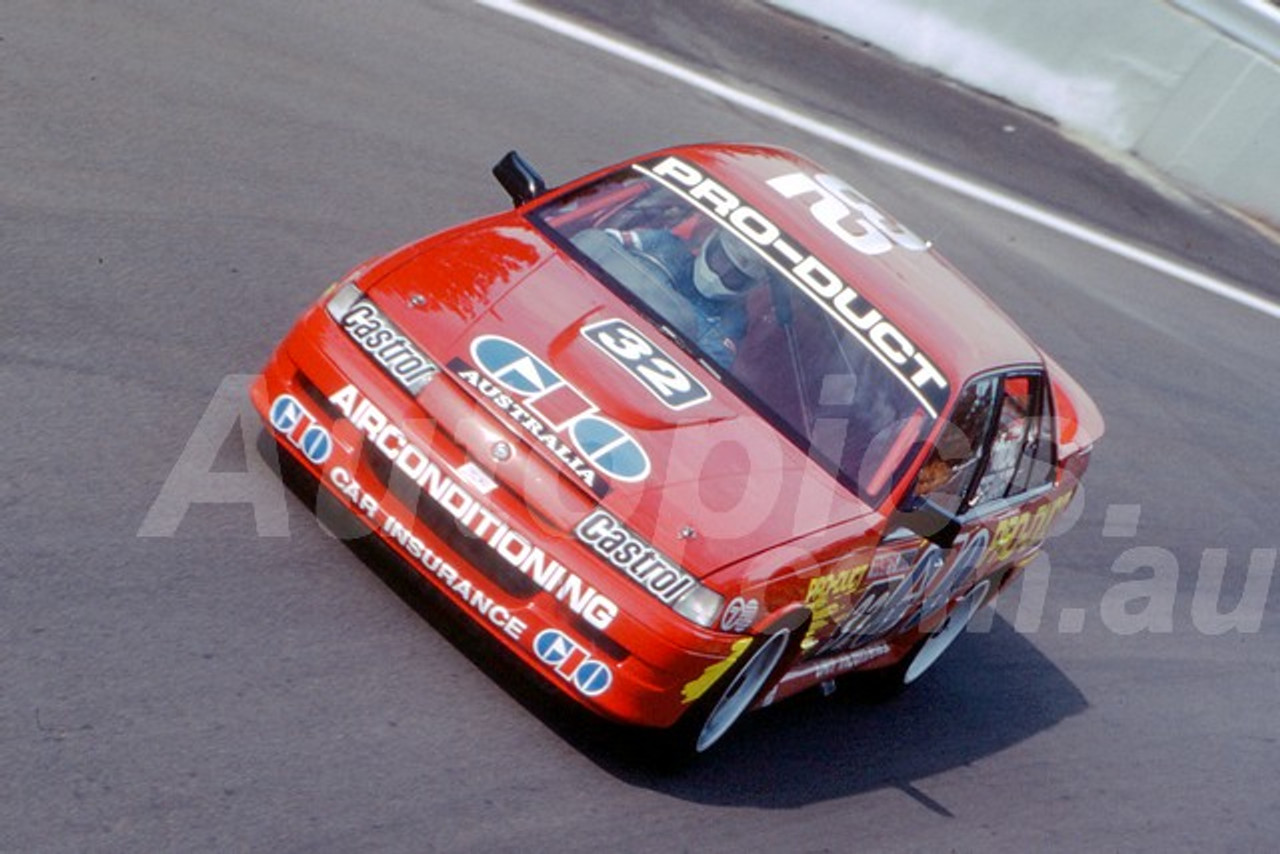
[911,371,1057,516]
[971,373,1055,508]
[912,376,998,515]
[1012,380,1056,493]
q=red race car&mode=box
[252,144,1103,755]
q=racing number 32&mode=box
[582,318,711,411]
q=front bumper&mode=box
[250,302,742,728]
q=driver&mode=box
[605,226,768,367]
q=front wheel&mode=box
[664,629,792,758]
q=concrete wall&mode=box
[770,0,1280,230]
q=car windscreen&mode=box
[529,166,935,505]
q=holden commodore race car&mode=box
[251,143,1102,755]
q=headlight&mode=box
[673,584,725,629]
[325,280,363,320]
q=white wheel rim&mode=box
[903,580,991,686]
[696,630,790,753]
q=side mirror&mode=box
[889,497,963,548]
[493,151,547,207]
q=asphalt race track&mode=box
[4,1,1278,850]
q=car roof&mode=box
[632,143,1045,394]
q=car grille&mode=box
[291,370,627,661]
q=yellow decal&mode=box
[988,491,1075,565]
[803,563,869,634]
[681,638,752,705]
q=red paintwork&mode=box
[251,144,1102,731]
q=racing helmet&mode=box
[693,230,767,300]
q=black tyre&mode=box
[854,578,992,701]
[664,628,793,758]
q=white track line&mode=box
[476,0,1280,321]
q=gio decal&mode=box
[533,629,612,697]
[269,394,332,464]
[580,318,711,411]
[451,335,651,491]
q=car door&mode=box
[813,369,1076,658]
[880,369,1070,635]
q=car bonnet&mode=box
[364,219,877,578]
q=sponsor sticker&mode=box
[327,383,619,630]
[337,298,439,394]
[682,638,751,704]
[789,641,891,686]
[327,465,528,643]
[269,394,332,464]
[455,461,498,496]
[575,509,697,605]
[450,334,652,494]
[867,550,906,582]
[635,156,949,416]
[720,597,760,633]
[533,629,612,696]
[581,318,711,411]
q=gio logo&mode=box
[533,629,612,697]
[471,335,650,482]
[269,394,333,465]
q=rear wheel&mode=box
[903,578,992,684]
[856,579,992,699]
